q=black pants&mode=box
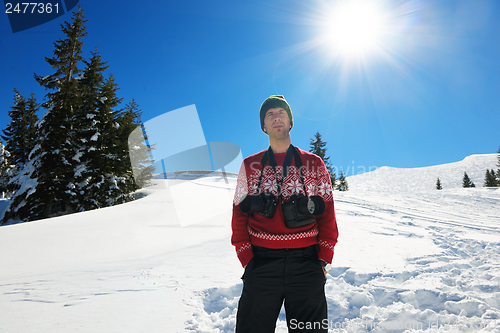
[236,245,327,333]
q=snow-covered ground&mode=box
[1,154,499,332]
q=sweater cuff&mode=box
[318,239,335,264]
[236,242,253,267]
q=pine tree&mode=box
[69,50,144,211]
[336,168,349,191]
[496,146,500,187]
[484,169,497,187]
[70,49,99,208]
[436,178,442,190]
[309,132,337,189]
[92,74,134,206]
[1,89,39,166]
[116,99,154,190]
[462,172,475,188]
[1,89,39,194]
[34,5,87,216]
[2,5,149,224]
[70,49,113,211]
[309,132,328,163]
[0,140,13,198]
[3,6,87,222]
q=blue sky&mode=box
[1,0,499,176]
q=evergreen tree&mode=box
[70,49,114,211]
[1,89,39,167]
[336,168,349,191]
[309,132,337,189]
[484,169,497,187]
[0,140,13,198]
[92,74,134,206]
[1,5,149,224]
[67,51,145,210]
[34,5,87,216]
[3,6,87,222]
[462,172,475,188]
[1,89,39,193]
[309,132,328,163]
[116,99,154,190]
[436,178,442,190]
[496,146,500,186]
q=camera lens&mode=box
[308,196,325,216]
[296,195,325,216]
[239,193,277,217]
[307,198,316,214]
[239,195,262,214]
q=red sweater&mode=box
[231,146,339,267]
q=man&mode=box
[231,95,339,332]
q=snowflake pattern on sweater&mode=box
[233,164,334,205]
[231,146,339,267]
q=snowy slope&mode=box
[348,154,497,193]
[1,155,500,332]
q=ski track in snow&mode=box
[1,155,500,332]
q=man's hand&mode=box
[320,260,328,276]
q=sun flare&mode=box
[321,1,388,57]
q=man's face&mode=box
[263,107,291,137]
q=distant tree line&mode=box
[308,132,348,191]
[0,6,152,224]
[436,146,500,190]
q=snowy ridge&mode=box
[347,154,497,192]
[1,154,500,332]
[151,170,238,180]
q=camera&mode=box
[239,192,277,218]
[282,194,325,228]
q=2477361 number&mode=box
[5,2,59,14]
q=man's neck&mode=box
[269,136,291,154]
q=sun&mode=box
[320,0,388,57]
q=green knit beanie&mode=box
[260,95,293,132]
